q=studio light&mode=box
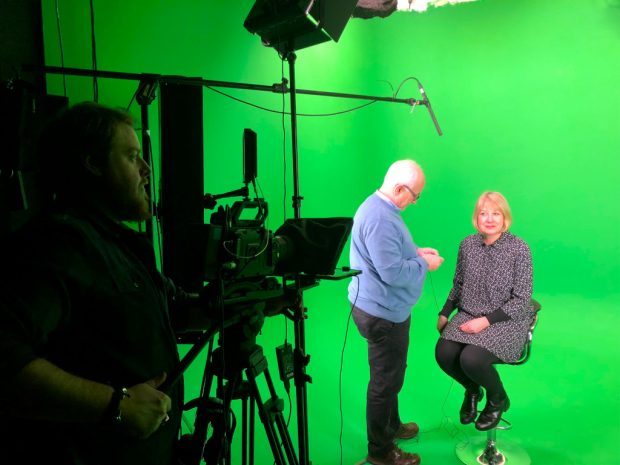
[244,0,358,55]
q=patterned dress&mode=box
[440,232,534,363]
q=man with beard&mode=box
[0,102,201,464]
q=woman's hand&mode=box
[437,315,448,333]
[459,317,490,334]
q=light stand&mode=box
[244,3,359,463]
[283,48,309,465]
[286,51,302,218]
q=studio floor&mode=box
[311,293,620,465]
[181,293,620,465]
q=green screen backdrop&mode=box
[40,1,620,464]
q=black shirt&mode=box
[0,210,186,465]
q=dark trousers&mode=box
[352,306,410,457]
[435,338,506,401]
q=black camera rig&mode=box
[165,128,355,465]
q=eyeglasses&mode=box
[402,184,421,202]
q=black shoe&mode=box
[460,388,484,425]
[475,396,510,431]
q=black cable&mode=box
[339,275,360,465]
[283,314,292,427]
[337,267,453,461]
[393,76,420,98]
[147,130,163,268]
[126,87,138,112]
[423,272,461,438]
[89,0,98,102]
[428,272,441,314]
[378,79,396,98]
[280,57,287,222]
[204,84,378,117]
[54,0,67,97]
[252,178,266,221]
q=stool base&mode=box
[456,436,530,465]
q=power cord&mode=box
[53,0,67,97]
[337,267,463,464]
[338,275,359,465]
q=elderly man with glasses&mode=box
[348,159,443,465]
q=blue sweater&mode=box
[348,192,428,323]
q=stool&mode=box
[455,299,541,465]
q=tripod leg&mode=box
[199,346,241,465]
[249,395,255,465]
[263,368,299,465]
[179,342,221,465]
[218,375,241,465]
[246,348,299,465]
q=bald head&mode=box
[381,159,424,190]
[379,160,425,210]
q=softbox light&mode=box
[244,0,358,54]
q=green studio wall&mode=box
[39,1,620,464]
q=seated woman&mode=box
[435,191,534,431]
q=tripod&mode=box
[179,316,298,465]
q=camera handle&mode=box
[203,186,249,210]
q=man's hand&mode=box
[419,250,444,271]
[417,247,439,256]
[120,373,172,439]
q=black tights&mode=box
[435,339,507,402]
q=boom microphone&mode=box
[416,79,443,136]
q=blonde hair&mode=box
[472,191,512,232]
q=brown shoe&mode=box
[367,446,421,465]
[395,422,419,440]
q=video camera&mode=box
[201,198,353,284]
[202,198,278,281]
[198,129,353,286]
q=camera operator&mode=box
[0,102,215,465]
